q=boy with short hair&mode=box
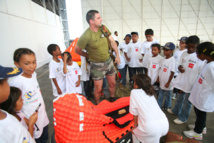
[157,42,176,110]
[172,36,188,99]
[124,32,143,84]
[0,65,35,143]
[47,44,66,97]
[118,34,131,84]
[141,29,159,74]
[167,35,204,125]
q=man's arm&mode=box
[75,45,89,59]
[108,35,120,64]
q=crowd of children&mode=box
[0,27,214,143]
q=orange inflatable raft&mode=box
[53,93,134,143]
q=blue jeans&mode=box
[172,92,192,122]
[157,88,172,109]
[35,125,49,143]
[129,67,143,82]
[118,67,126,86]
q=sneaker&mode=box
[183,129,203,140]
[109,97,116,102]
[173,118,186,124]
[172,93,176,100]
[188,124,207,134]
[167,109,174,114]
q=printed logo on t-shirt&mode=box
[23,137,29,143]
[188,63,194,68]
[152,65,156,68]
[198,78,203,84]
[163,68,167,72]
[75,70,78,74]
[56,67,61,73]
[24,91,36,99]
[135,48,138,52]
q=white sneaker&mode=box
[183,129,203,140]
[173,118,186,124]
[188,124,207,134]
[172,93,176,100]
[167,109,174,114]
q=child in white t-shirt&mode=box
[124,32,143,84]
[62,52,82,94]
[119,34,131,83]
[0,65,35,143]
[0,87,38,137]
[146,43,163,85]
[9,48,49,142]
[130,74,169,143]
[47,44,66,97]
[172,36,187,99]
[167,36,203,125]
[184,42,214,141]
[157,42,176,110]
[141,29,159,74]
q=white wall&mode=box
[0,0,65,68]
[81,0,214,46]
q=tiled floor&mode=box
[36,64,214,143]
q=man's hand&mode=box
[115,56,121,65]
[165,82,170,88]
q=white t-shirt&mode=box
[118,42,130,64]
[189,61,214,112]
[63,62,82,94]
[9,72,49,139]
[0,110,35,143]
[80,55,91,81]
[146,55,163,85]
[124,41,143,68]
[159,56,176,90]
[173,48,187,76]
[17,112,28,129]
[172,52,204,93]
[113,47,125,69]
[49,59,66,96]
[141,39,159,67]
[129,89,169,143]
[112,34,118,41]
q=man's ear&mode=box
[14,62,20,68]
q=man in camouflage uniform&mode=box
[75,10,120,104]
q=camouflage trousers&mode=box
[90,57,116,80]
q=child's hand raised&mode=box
[63,53,69,62]
[29,112,38,126]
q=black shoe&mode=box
[109,97,116,102]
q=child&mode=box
[172,36,188,99]
[80,50,93,99]
[124,32,143,84]
[130,74,169,143]
[114,41,126,86]
[141,29,159,74]
[0,65,35,142]
[183,42,214,140]
[146,43,163,85]
[9,48,49,142]
[47,44,66,97]
[0,86,38,137]
[62,52,82,94]
[167,36,203,125]
[157,42,176,110]
[119,34,131,83]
